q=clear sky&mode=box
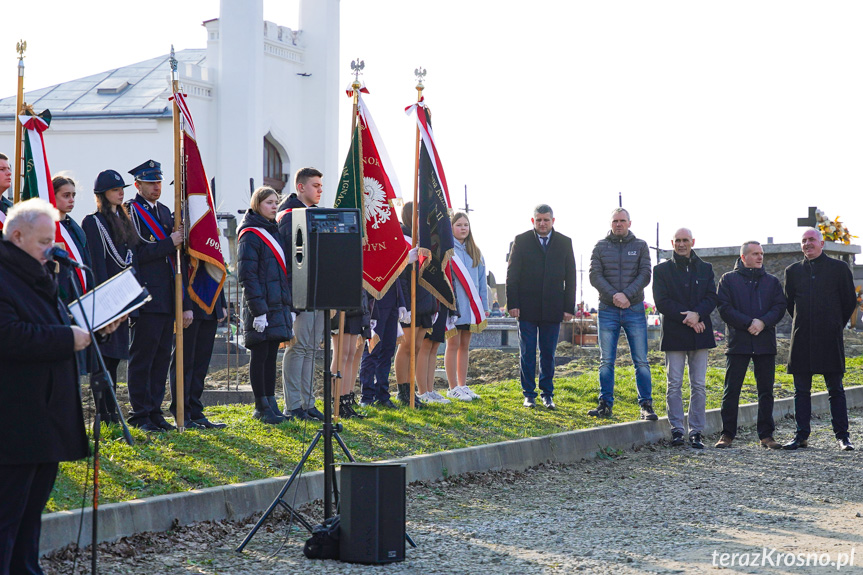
[3,1,862,306]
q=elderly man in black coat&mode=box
[715,241,787,450]
[652,228,717,449]
[783,228,858,451]
[506,204,576,409]
[0,199,93,574]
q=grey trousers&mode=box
[665,349,708,435]
[282,310,324,411]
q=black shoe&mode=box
[192,416,227,429]
[542,396,556,410]
[670,430,685,447]
[376,398,398,409]
[838,437,855,451]
[339,394,366,419]
[290,407,313,420]
[359,399,376,407]
[640,401,658,421]
[397,384,425,408]
[588,400,612,418]
[783,437,809,450]
[266,396,286,418]
[130,421,165,433]
[253,398,285,424]
[523,397,536,408]
[306,406,325,421]
[182,420,206,430]
[689,432,704,449]
[151,416,177,431]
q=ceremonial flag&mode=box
[406,97,456,310]
[19,110,87,290]
[336,89,409,298]
[173,91,226,313]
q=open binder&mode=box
[68,268,151,331]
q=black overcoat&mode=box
[0,240,88,464]
[506,228,576,323]
[785,252,857,374]
[652,252,717,352]
[81,211,133,360]
[237,210,294,347]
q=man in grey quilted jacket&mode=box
[588,207,656,421]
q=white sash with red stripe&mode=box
[447,252,487,338]
[239,227,287,276]
[57,222,87,291]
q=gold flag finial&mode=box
[16,40,26,60]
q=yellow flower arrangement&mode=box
[815,209,856,245]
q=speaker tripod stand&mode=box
[237,308,351,550]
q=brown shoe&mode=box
[715,434,733,448]
[760,437,782,450]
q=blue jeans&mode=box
[518,320,560,399]
[598,304,652,406]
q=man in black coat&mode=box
[125,160,186,432]
[506,204,576,409]
[715,241,787,449]
[0,199,92,574]
[783,228,858,451]
[652,228,717,449]
[0,153,14,238]
[588,207,655,420]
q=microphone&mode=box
[45,246,89,269]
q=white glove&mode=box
[398,307,408,323]
[431,313,439,325]
[370,319,377,331]
[408,247,419,264]
[253,314,267,333]
[446,314,457,331]
[291,312,297,323]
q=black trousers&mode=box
[249,340,281,399]
[128,314,174,425]
[720,354,776,439]
[793,372,850,440]
[0,462,58,575]
[169,318,218,421]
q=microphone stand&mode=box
[62,262,134,575]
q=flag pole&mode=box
[170,46,185,431]
[409,69,425,409]
[13,41,26,203]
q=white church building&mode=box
[0,0,339,235]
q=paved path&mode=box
[44,409,863,574]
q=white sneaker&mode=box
[446,387,473,402]
[425,391,452,404]
[463,386,480,399]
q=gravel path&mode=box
[45,409,863,574]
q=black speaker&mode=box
[291,208,362,310]
[339,463,406,564]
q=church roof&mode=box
[0,49,206,120]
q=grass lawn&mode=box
[47,356,863,513]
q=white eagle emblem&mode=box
[363,176,391,229]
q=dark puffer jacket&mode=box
[716,258,786,355]
[589,230,652,306]
[237,209,293,347]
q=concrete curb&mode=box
[40,385,863,555]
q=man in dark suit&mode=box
[652,228,717,449]
[783,228,858,451]
[506,204,576,409]
[126,159,186,432]
[0,199,92,574]
[0,152,13,238]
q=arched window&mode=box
[263,137,285,191]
